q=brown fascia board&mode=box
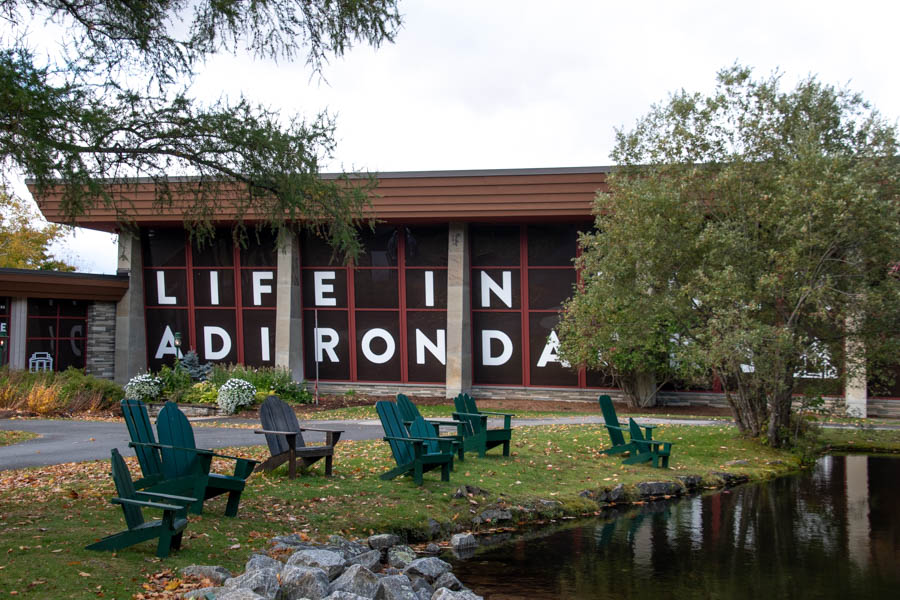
[27,166,612,232]
[0,268,130,302]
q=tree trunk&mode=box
[721,368,766,437]
[767,370,795,448]
[621,370,658,408]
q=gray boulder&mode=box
[328,535,369,559]
[387,545,417,569]
[180,565,233,585]
[431,589,483,600]
[473,508,511,525]
[245,554,283,573]
[347,548,383,571]
[636,481,682,498]
[279,565,331,600]
[402,557,452,583]
[216,589,267,600]
[598,484,626,503]
[329,564,380,598]
[374,574,417,600]
[324,592,369,600]
[411,576,434,598]
[368,533,401,550]
[450,534,477,550]
[272,534,307,546]
[224,567,281,600]
[424,543,441,555]
[433,573,463,592]
[287,548,346,580]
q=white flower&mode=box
[124,374,163,401]
[217,378,257,414]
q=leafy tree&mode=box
[1,1,401,254]
[559,66,900,447]
[0,189,75,270]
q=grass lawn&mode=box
[0,421,898,598]
[0,430,36,446]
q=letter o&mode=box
[361,328,395,364]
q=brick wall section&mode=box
[86,302,116,379]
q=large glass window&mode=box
[0,297,9,366]
[25,299,88,371]
[142,228,277,371]
[471,224,583,387]
[301,225,448,383]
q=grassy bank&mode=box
[0,422,898,598]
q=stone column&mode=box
[86,302,116,379]
[114,232,147,383]
[445,222,471,397]
[844,312,867,418]
[275,232,304,382]
[9,297,27,370]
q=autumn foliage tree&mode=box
[0,189,74,270]
[558,66,900,447]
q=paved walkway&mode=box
[0,414,895,471]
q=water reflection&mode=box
[450,455,900,599]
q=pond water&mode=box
[449,455,900,599]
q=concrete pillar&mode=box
[844,312,867,418]
[9,297,27,370]
[114,232,147,383]
[445,222,471,397]
[275,232,304,382]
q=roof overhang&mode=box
[0,269,130,302]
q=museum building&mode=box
[1,166,894,416]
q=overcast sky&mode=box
[24,0,900,273]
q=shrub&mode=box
[180,351,212,382]
[182,381,218,405]
[208,364,311,404]
[57,368,124,411]
[157,365,192,401]
[217,378,256,414]
[26,383,63,415]
[124,373,163,402]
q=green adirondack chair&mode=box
[254,395,343,478]
[120,398,212,505]
[85,449,196,558]
[396,394,465,461]
[623,418,674,468]
[452,393,513,457]
[156,401,258,517]
[376,401,454,485]
[597,395,658,456]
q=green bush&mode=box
[208,364,311,404]
[57,368,124,410]
[157,364,192,402]
[0,367,123,413]
[181,381,218,405]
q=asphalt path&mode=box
[1,414,893,471]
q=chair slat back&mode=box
[409,417,439,454]
[110,448,144,529]
[454,394,481,434]
[259,395,306,456]
[628,418,650,456]
[396,394,420,423]
[599,395,627,447]
[376,401,412,466]
[156,402,199,479]
[121,399,163,477]
[462,394,479,415]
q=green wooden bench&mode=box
[255,395,343,478]
[376,400,454,485]
[623,418,674,468]
[396,393,465,461]
[452,393,513,457]
[598,394,657,456]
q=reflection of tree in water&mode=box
[452,456,900,599]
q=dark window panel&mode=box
[471,225,520,266]
[526,224,579,267]
[471,268,521,310]
[302,309,350,380]
[356,225,399,267]
[145,308,190,371]
[406,311,447,383]
[191,234,235,267]
[405,269,448,309]
[240,269,277,308]
[354,310,401,382]
[300,232,343,267]
[27,298,58,316]
[472,312,522,385]
[144,269,188,307]
[354,269,399,308]
[301,269,348,308]
[242,310,277,367]
[59,319,87,339]
[194,309,238,364]
[193,269,236,307]
[405,225,449,266]
[528,269,577,310]
[240,233,278,267]
[57,337,85,370]
[528,313,578,387]
[58,300,88,317]
[0,297,8,313]
[141,229,186,268]
[585,368,617,389]
[26,317,56,339]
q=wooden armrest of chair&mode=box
[137,491,198,504]
[254,429,298,437]
[112,497,184,512]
